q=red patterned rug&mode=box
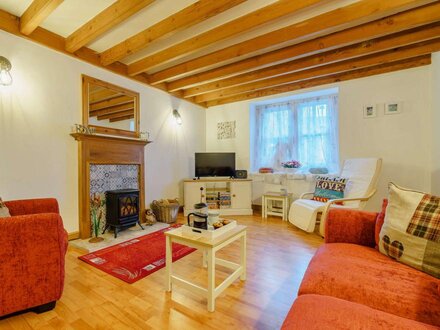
[78,224,195,283]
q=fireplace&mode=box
[104,189,144,238]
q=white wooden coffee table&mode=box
[165,225,247,312]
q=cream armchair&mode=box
[288,158,382,236]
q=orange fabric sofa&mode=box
[0,198,68,317]
[282,204,440,329]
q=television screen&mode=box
[195,152,236,177]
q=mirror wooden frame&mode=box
[82,75,140,138]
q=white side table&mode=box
[262,192,293,221]
[165,225,247,312]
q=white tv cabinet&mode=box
[183,178,253,216]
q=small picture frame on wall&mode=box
[385,102,402,115]
[363,105,377,119]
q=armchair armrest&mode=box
[319,189,377,236]
[4,198,59,216]
[325,208,377,247]
[0,213,67,316]
[300,191,315,199]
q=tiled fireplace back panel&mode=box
[89,164,139,235]
[90,164,139,194]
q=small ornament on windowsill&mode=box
[281,160,302,174]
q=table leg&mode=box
[165,235,172,292]
[202,249,207,268]
[282,198,286,221]
[262,196,266,218]
[240,232,247,281]
[207,249,215,312]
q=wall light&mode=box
[0,56,12,86]
[173,109,182,125]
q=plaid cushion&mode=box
[312,176,347,203]
[379,183,440,278]
[407,194,440,243]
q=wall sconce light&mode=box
[0,56,12,86]
[173,109,182,125]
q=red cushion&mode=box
[282,294,439,329]
[298,244,440,326]
[375,198,388,249]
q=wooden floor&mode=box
[0,214,323,330]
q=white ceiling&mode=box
[0,0,360,73]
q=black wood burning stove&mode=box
[104,189,144,238]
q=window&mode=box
[251,92,339,173]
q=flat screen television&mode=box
[195,152,236,178]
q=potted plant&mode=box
[90,193,105,243]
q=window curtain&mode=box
[253,102,296,171]
[252,94,339,173]
[297,95,339,173]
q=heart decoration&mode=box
[382,235,404,260]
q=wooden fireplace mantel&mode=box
[71,133,152,238]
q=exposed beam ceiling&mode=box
[20,0,63,35]
[100,0,247,66]
[1,0,439,108]
[204,55,431,107]
[65,0,156,53]
[184,23,440,98]
[165,2,440,91]
[127,0,325,75]
[194,39,440,103]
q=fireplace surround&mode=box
[71,133,151,238]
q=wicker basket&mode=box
[151,199,179,224]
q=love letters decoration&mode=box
[312,176,348,202]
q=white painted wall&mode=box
[432,52,440,195]
[206,62,435,211]
[0,30,206,233]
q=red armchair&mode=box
[0,198,68,317]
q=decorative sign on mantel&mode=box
[217,121,236,140]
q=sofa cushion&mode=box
[312,176,347,202]
[0,198,11,218]
[298,243,440,326]
[379,183,440,278]
[282,294,438,330]
[375,198,388,249]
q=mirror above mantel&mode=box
[82,75,140,138]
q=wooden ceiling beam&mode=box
[20,0,64,35]
[90,102,135,117]
[204,55,431,107]
[160,1,440,90]
[185,23,440,97]
[127,0,324,75]
[97,109,134,121]
[195,39,440,103]
[65,0,155,53]
[100,0,246,66]
[109,114,135,122]
[90,95,133,111]
[0,8,205,109]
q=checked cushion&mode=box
[379,183,440,278]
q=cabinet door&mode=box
[230,181,251,209]
[184,182,207,208]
